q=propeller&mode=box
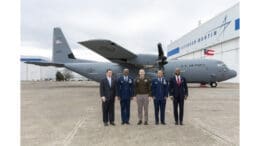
[156,43,168,70]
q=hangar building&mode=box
[167,3,239,82]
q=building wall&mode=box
[167,3,240,83]
[20,62,58,81]
[20,59,88,81]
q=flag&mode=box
[204,49,215,56]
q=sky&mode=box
[21,0,239,62]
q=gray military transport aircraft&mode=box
[24,27,237,87]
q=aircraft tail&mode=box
[24,28,95,67]
[52,27,76,63]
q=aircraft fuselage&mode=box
[64,59,237,85]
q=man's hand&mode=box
[117,96,120,100]
[184,95,188,100]
[169,96,173,100]
[164,97,168,100]
[101,96,106,102]
[131,96,135,100]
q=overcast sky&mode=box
[21,0,239,61]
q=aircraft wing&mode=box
[78,40,137,62]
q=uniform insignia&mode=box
[163,80,167,85]
[129,79,132,84]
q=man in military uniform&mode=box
[151,70,168,125]
[117,68,134,125]
[169,68,188,125]
[134,69,151,125]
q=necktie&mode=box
[177,77,181,86]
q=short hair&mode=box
[175,67,180,71]
[106,68,112,73]
[139,69,145,72]
[157,70,164,73]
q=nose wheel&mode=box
[210,82,217,87]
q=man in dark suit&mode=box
[117,68,134,125]
[151,70,168,125]
[100,69,118,126]
[169,68,188,125]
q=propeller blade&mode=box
[157,43,164,58]
[157,42,168,69]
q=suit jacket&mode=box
[117,76,134,100]
[151,78,168,100]
[100,77,117,101]
[169,76,188,99]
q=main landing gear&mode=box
[210,82,217,87]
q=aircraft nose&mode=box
[229,69,237,78]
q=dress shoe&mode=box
[144,121,148,125]
[180,121,183,125]
[161,122,166,125]
[125,122,130,125]
[104,123,109,126]
[121,122,125,125]
[137,120,142,125]
[155,121,159,125]
[175,122,179,125]
[110,122,115,126]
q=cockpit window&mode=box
[217,63,224,67]
[217,63,228,71]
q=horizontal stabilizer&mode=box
[24,61,64,67]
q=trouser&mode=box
[102,99,115,123]
[154,99,166,123]
[136,94,149,122]
[120,99,131,123]
[173,97,184,123]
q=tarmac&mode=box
[21,81,239,146]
